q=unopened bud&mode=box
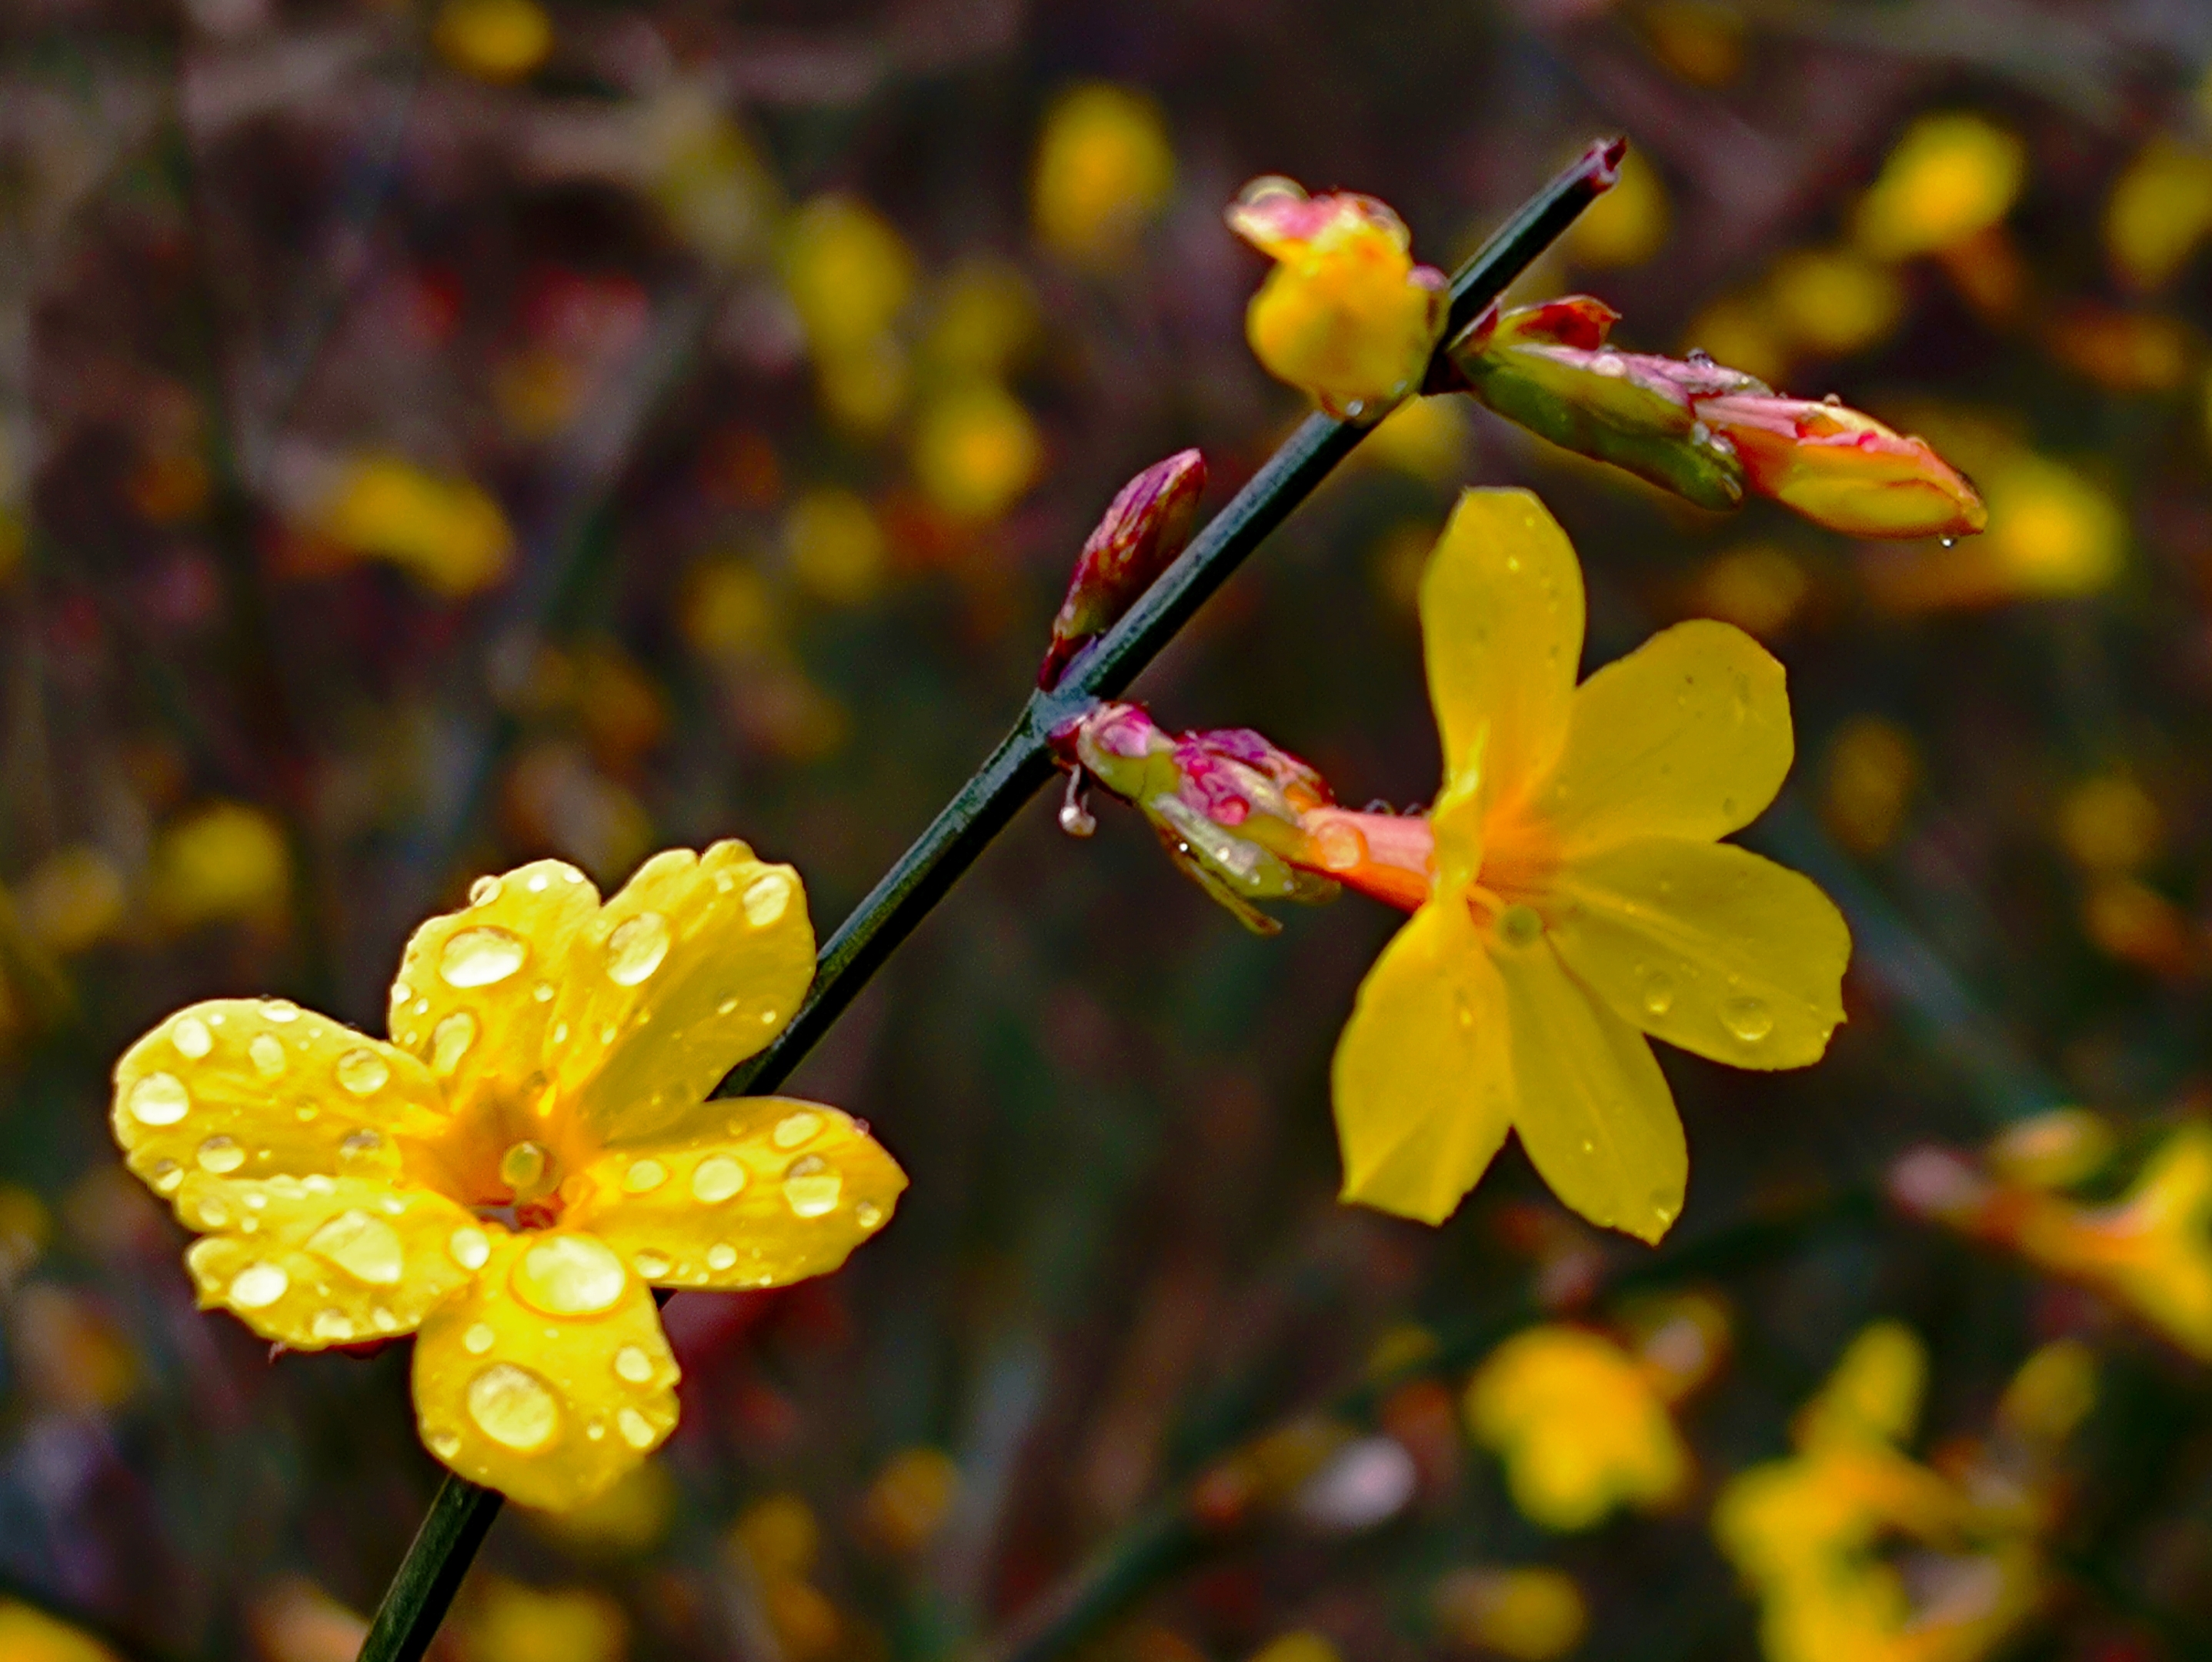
[1694,392,1988,539]
[1039,449,1206,689]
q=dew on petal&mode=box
[128,1073,191,1126]
[305,1209,405,1285]
[428,1429,462,1459]
[742,873,791,926]
[706,1243,736,1270]
[1723,997,1774,1043]
[617,1407,655,1449]
[193,1135,243,1173]
[632,1250,671,1278]
[152,1160,184,1195]
[512,1233,627,1317]
[449,1226,492,1271]
[197,1196,231,1228]
[249,1033,288,1078]
[339,1129,385,1164]
[499,1140,549,1196]
[336,1049,391,1095]
[856,1202,883,1229]
[372,1307,399,1333]
[464,1322,495,1354]
[439,926,527,989]
[622,1159,667,1195]
[262,1000,300,1023]
[431,1010,477,1076]
[469,875,502,906]
[467,1363,561,1451]
[783,1156,842,1218]
[312,1309,355,1343]
[605,912,671,986]
[613,1345,653,1383]
[772,1110,822,1150]
[692,1156,747,1203]
[172,1016,212,1059]
[716,996,739,1016]
[1642,973,1677,1017]
[229,1262,289,1308]
[532,982,553,1003]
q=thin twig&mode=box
[352,140,1622,1662]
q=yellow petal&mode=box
[1492,938,1684,1243]
[411,1226,680,1510]
[1535,619,1792,859]
[177,1173,479,1348]
[550,842,816,1142]
[564,1096,905,1288]
[1550,838,1850,1070]
[389,858,602,1130]
[1420,489,1583,815]
[112,999,445,1207]
[1332,901,1512,1225]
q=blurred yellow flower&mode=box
[1987,1106,2114,1190]
[319,456,515,599]
[17,845,127,954]
[1229,178,1447,420]
[1032,83,1176,266]
[528,1461,676,1554]
[1821,716,1919,856]
[643,87,778,270]
[12,1283,138,1411]
[786,488,888,605]
[1853,113,2026,261]
[924,261,1042,379]
[2105,138,2212,292]
[1360,395,1470,482]
[110,846,905,1509]
[432,0,552,83]
[1332,490,1850,1237]
[1569,144,1670,267]
[1247,1634,1341,1662]
[1997,1338,2097,1449]
[1690,543,1813,643]
[1637,0,1747,85]
[1979,451,2126,596]
[862,1446,962,1555]
[2057,774,2162,874]
[1467,1325,1690,1530]
[681,556,780,658]
[151,801,289,930]
[912,381,1043,522]
[1433,1567,1589,1660]
[0,1601,121,1662]
[1682,293,1790,387]
[732,1495,848,1660]
[1764,246,1904,359]
[459,1578,626,1662]
[782,196,916,434]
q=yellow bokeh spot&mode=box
[1690,543,1812,642]
[246,1577,368,1662]
[1361,395,1470,482]
[17,844,127,954]
[924,261,1042,379]
[493,350,584,441]
[1997,1338,2097,1447]
[0,1183,52,1282]
[1636,0,1747,85]
[2057,774,2161,874]
[785,489,887,605]
[2105,138,2212,292]
[151,801,290,929]
[319,456,515,598]
[1792,1320,1923,1448]
[1980,452,2126,596]
[1433,1567,1589,1661]
[1682,294,1790,386]
[1765,245,1904,358]
[525,1460,676,1554]
[13,1283,138,1412]
[2083,876,2194,975]
[1987,1107,2115,1190]
[432,0,552,83]
[1853,112,2026,259]
[782,195,916,359]
[1570,143,1670,267]
[1033,83,1176,266]
[681,556,779,658]
[862,1447,961,1555]
[0,1600,122,1662]
[645,88,777,270]
[911,380,1043,522]
[734,1492,821,1583]
[457,1578,626,1662]
[1820,716,1918,856]
[1246,1634,1341,1662]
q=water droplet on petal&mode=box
[614,1345,653,1383]
[439,927,526,989]
[198,1196,231,1228]
[512,1233,627,1317]
[449,1226,491,1271]
[551,1022,569,1046]
[692,1156,746,1203]
[856,1202,883,1228]
[428,1429,462,1459]
[336,1049,390,1095]
[464,1322,495,1354]
[467,1363,561,1451]
[249,1034,288,1078]
[339,1129,385,1165]
[1723,997,1774,1043]
[605,913,671,986]
[622,1159,667,1194]
[742,873,791,927]
[783,1156,841,1218]
[772,1111,822,1150]
[499,1140,549,1196]
[716,996,739,1016]
[172,1016,212,1059]
[469,876,502,906]
[617,1407,655,1449]
[1496,903,1543,946]
[1642,973,1677,1017]
[372,1307,399,1332]
[632,1250,671,1278]
[152,1160,183,1194]
[230,1262,288,1308]
[707,1243,736,1271]
[262,1000,300,1023]
[196,1136,245,1173]
[312,1309,355,1343]
[306,1209,405,1285]
[431,1011,477,1076]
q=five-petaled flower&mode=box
[111,842,905,1510]
[1326,488,1852,1239]
[1227,177,1447,420]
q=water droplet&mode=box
[198,1196,231,1227]
[760,1010,778,1025]
[469,875,502,906]
[552,1022,569,1046]
[512,1233,627,1316]
[262,1000,300,1023]
[431,1010,477,1076]
[856,1202,883,1228]
[339,1129,384,1164]
[152,1160,183,1194]
[716,996,739,1016]
[1821,392,1843,406]
[605,912,671,986]
[1496,903,1543,946]
[1687,347,1714,367]
[742,873,791,927]
[586,1418,606,1440]
[783,1156,841,1218]
[312,1309,355,1343]
[623,1159,667,1194]
[772,1110,822,1150]
[1723,997,1774,1043]
[229,1262,288,1308]
[467,1363,561,1451]
[392,981,412,1005]
[692,1156,747,1203]
[449,1227,491,1270]
[172,1016,212,1058]
[196,1136,245,1174]
[614,1345,653,1383]
[1939,536,1957,549]
[632,1250,671,1278]
[336,1049,390,1095]
[1642,973,1677,1017]
[306,1209,405,1285]
[129,1073,191,1124]
[499,1140,549,1197]
[439,926,526,989]
[617,1407,655,1449]
[464,1321,495,1354]
[707,1243,737,1271]
[249,1034,288,1078]
[428,1430,462,1460]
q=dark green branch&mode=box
[355,140,1620,1662]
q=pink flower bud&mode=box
[1695,395,1989,540]
[1039,449,1207,689]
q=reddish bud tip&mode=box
[1585,136,1629,190]
[1039,449,1207,688]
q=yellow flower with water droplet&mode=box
[109,843,905,1510]
[1330,489,1850,1238]
[1228,178,1448,421]
[1465,1325,1690,1530]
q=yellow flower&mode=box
[433,0,552,82]
[151,801,291,929]
[2105,138,2212,292]
[1569,144,1670,268]
[1432,1567,1588,1661]
[0,1600,122,1662]
[910,380,1043,522]
[1332,489,1851,1238]
[1228,178,1448,420]
[458,1578,626,1662]
[1466,1325,1690,1529]
[1820,717,1919,856]
[111,844,905,1509]
[1853,113,2026,261]
[317,455,515,599]
[1032,84,1176,267]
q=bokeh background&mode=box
[5,2,2212,1659]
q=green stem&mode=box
[354,140,1620,1662]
